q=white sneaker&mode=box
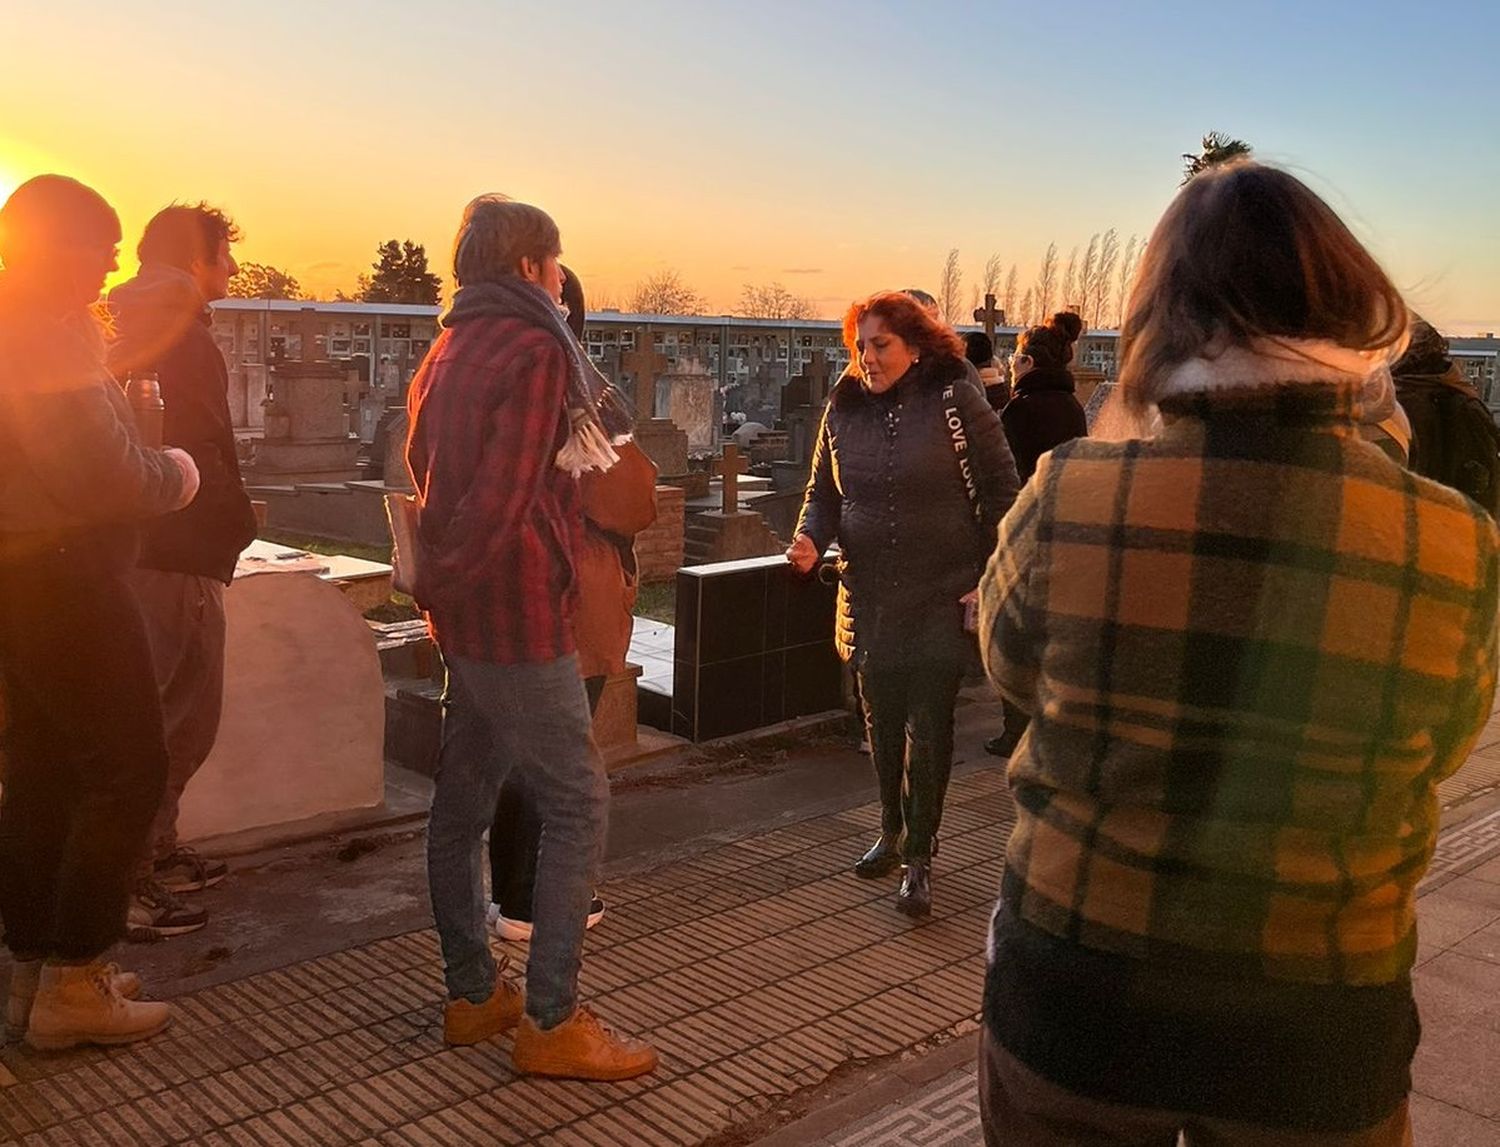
[489,898,606,943]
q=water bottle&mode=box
[125,371,164,449]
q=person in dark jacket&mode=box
[965,331,1009,411]
[107,204,259,941]
[1001,311,1088,482]
[788,291,1019,916]
[984,313,1090,759]
[0,176,198,1050]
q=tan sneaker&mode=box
[443,970,523,1046]
[25,962,169,1051]
[6,960,143,1042]
[512,1006,659,1081]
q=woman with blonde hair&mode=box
[977,162,1497,1144]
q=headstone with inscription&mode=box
[664,356,716,451]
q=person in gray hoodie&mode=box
[107,204,257,940]
[0,175,199,1050]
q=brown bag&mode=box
[579,440,658,538]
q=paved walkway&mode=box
[1,702,1498,1146]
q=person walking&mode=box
[407,195,656,1080]
[107,203,259,940]
[976,161,1498,1145]
[788,291,1019,916]
[487,264,657,943]
[0,175,200,1049]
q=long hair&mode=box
[842,291,964,380]
[1116,162,1407,408]
[1017,312,1083,373]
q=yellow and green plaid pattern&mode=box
[979,381,1499,985]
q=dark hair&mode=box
[963,330,995,369]
[137,203,240,270]
[1016,312,1082,372]
[0,174,119,267]
[842,291,965,377]
[1117,161,1407,408]
[1393,315,1449,377]
[561,264,586,341]
[902,288,938,311]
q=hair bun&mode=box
[1048,311,1083,344]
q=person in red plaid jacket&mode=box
[405,195,655,1082]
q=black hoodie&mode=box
[1001,365,1089,482]
[107,265,256,582]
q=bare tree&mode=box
[1060,246,1081,316]
[1090,228,1121,329]
[1033,243,1058,320]
[1018,287,1036,328]
[937,248,964,326]
[1115,235,1143,326]
[1077,236,1100,324]
[969,284,981,320]
[629,269,706,316]
[982,253,1003,297]
[588,284,621,312]
[1002,265,1020,325]
[738,282,815,320]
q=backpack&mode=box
[1399,378,1500,517]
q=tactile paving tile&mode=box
[0,772,1013,1146]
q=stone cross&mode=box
[621,329,669,410]
[972,293,1005,342]
[718,443,750,515]
[802,350,833,406]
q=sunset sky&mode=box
[3,0,1497,331]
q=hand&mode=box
[164,447,201,510]
[786,533,819,575]
[960,589,978,605]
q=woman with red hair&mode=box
[788,292,1018,915]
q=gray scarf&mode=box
[442,277,635,473]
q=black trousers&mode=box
[0,542,169,960]
[857,661,962,860]
[488,674,606,920]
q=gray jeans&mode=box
[128,568,227,877]
[427,652,608,1027]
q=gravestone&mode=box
[622,330,668,418]
[245,360,363,484]
[683,444,783,565]
[671,554,842,741]
[664,356,716,451]
[973,293,1005,343]
[634,418,691,479]
[781,351,833,418]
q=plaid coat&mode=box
[979,379,1498,986]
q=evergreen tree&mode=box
[1182,132,1253,184]
[358,239,442,305]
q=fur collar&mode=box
[1157,339,1381,398]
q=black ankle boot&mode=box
[854,835,902,879]
[897,860,932,917]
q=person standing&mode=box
[107,203,259,940]
[976,161,1497,1145]
[407,195,656,1080]
[788,291,1019,916]
[0,176,199,1049]
[983,312,1090,760]
[965,331,1009,412]
[487,264,657,942]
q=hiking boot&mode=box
[25,961,170,1050]
[153,846,228,893]
[512,1006,658,1081]
[127,879,208,941]
[6,960,143,1041]
[443,964,523,1046]
[488,897,607,943]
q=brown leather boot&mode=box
[512,1006,659,1081]
[443,969,523,1046]
[7,960,143,1042]
[25,962,170,1051]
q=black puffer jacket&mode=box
[796,356,1019,667]
[1002,365,1088,482]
